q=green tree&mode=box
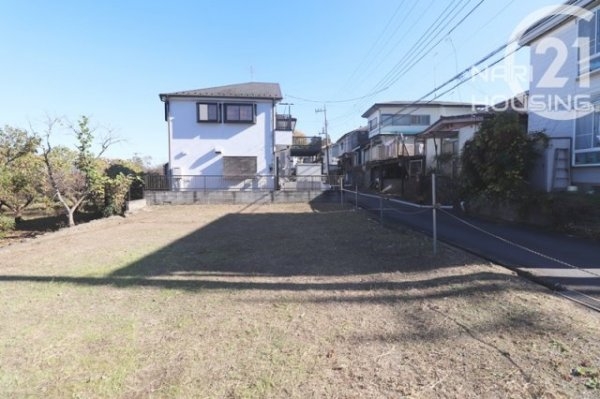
[41,116,119,227]
[460,112,548,201]
[0,154,45,222]
[0,125,40,166]
[0,125,42,222]
[98,159,142,216]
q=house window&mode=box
[409,159,423,177]
[222,156,257,176]
[224,103,255,123]
[412,115,431,125]
[381,114,431,126]
[574,104,600,166]
[197,103,220,123]
[578,10,600,73]
[368,117,379,131]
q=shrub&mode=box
[0,214,15,238]
[460,111,548,202]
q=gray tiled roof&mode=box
[159,82,282,101]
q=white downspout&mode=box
[167,116,174,185]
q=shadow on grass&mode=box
[0,271,519,294]
[0,203,559,298]
[13,211,104,233]
[108,210,463,278]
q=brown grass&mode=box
[0,203,599,398]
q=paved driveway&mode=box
[352,193,600,310]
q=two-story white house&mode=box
[159,82,292,190]
[362,101,481,160]
[520,0,600,192]
[335,127,369,186]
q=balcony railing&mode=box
[366,141,417,162]
[276,114,297,131]
[290,136,322,156]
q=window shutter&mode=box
[222,156,257,176]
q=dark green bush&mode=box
[460,112,548,202]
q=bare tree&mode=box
[39,116,120,227]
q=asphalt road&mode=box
[350,192,600,309]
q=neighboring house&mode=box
[327,141,341,175]
[520,0,600,191]
[334,127,369,186]
[159,82,295,190]
[276,131,324,189]
[417,113,488,177]
[361,101,481,188]
[417,96,529,176]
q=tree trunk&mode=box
[67,208,75,227]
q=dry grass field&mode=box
[0,203,599,398]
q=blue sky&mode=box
[1,0,564,165]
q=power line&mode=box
[347,0,424,95]
[326,37,521,137]
[430,0,516,82]
[290,1,528,138]
[366,0,486,104]
[286,1,477,105]
[349,41,524,133]
[367,0,471,95]
[335,0,408,96]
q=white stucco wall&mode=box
[423,124,478,170]
[167,98,274,177]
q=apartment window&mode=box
[574,104,600,166]
[380,114,392,126]
[413,115,431,125]
[224,103,255,123]
[578,10,600,73]
[368,117,379,131]
[197,103,220,123]
[381,114,431,126]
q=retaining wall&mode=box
[144,190,341,205]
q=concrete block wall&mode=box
[144,190,340,205]
[125,199,147,212]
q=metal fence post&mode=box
[355,185,358,210]
[339,176,343,206]
[380,195,383,224]
[432,173,437,255]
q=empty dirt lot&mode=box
[1,203,599,398]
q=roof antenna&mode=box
[250,66,254,82]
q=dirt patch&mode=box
[0,210,104,248]
[0,203,599,398]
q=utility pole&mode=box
[315,105,329,177]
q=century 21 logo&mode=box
[503,5,596,119]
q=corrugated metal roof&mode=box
[361,101,480,118]
[519,0,597,46]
